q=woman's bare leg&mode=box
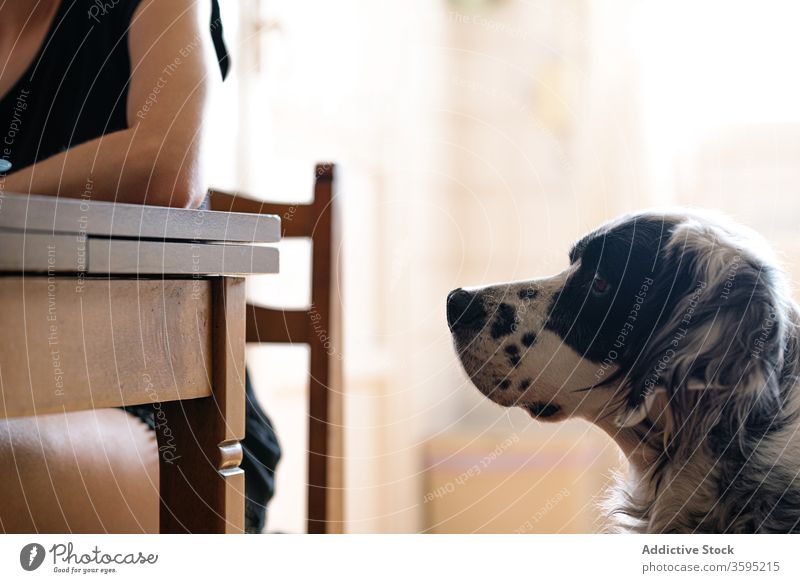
[0,409,158,533]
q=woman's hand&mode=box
[2,0,220,208]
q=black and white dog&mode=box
[447,210,800,533]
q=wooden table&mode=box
[0,193,280,533]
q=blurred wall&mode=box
[209,0,800,533]
[222,0,645,534]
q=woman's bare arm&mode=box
[1,0,219,208]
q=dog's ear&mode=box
[615,218,788,427]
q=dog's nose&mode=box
[447,288,487,331]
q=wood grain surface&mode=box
[0,277,213,419]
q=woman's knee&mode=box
[0,409,159,533]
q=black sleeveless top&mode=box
[0,0,229,173]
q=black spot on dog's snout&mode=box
[491,303,517,339]
[519,287,538,301]
[504,345,521,366]
[519,378,531,390]
[522,332,537,347]
[498,379,511,390]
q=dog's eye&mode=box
[590,273,610,296]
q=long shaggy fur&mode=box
[606,217,800,533]
[448,209,800,533]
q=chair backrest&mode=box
[209,163,343,534]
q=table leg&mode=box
[158,277,246,533]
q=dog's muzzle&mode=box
[447,288,487,333]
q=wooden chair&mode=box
[210,163,344,533]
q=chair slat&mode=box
[246,305,310,344]
[209,191,314,238]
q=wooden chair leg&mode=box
[158,277,247,533]
[307,164,344,534]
